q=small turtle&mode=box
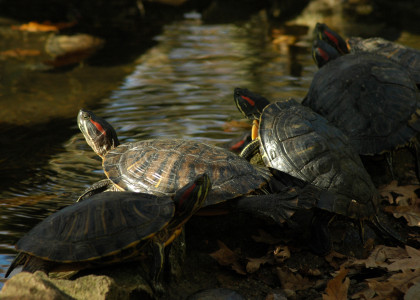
[77,109,273,205]
[314,22,420,87]
[5,174,210,290]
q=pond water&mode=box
[1,11,419,288]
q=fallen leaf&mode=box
[356,245,408,269]
[322,268,350,300]
[404,282,420,300]
[384,204,420,227]
[246,256,272,273]
[379,180,419,206]
[276,267,314,291]
[273,245,290,263]
[351,245,420,272]
[11,21,77,32]
[325,251,348,269]
[0,49,41,58]
[350,288,375,299]
[367,268,420,297]
[209,240,246,275]
[387,246,420,271]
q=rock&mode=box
[0,271,73,300]
[0,265,154,300]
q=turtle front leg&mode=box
[149,241,166,295]
[77,179,116,202]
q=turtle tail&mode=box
[5,252,26,278]
[5,253,51,277]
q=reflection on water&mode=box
[2,12,418,287]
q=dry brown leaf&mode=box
[209,240,246,275]
[11,21,77,32]
[273,245,290,263]
[384,204,420,227]
[322,268,350,300]
[352,245,420,272]
[358,245,408,269]
[246,256,273,273]
[276,267,314,291]
[0,49,41,58]
[378,180,419,206]
[325,251,348,269]
[367,268,420,297]
[405,283,420,300]
[387,246,420,271]
[350,288,375,299]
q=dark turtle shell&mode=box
[303,53,420,155]
[14,192,174,264]
[104,139,271,205]
[347,37,420,85]
[257,99,378,219]
[315,22,420,86]
[6,174,210,277]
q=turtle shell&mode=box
[347,37,420,85]
[103,139,271,206]
[16,191,175,263]
[258,99,378,218]
[303,53,420,155]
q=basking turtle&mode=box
[303,39,420,159]
[234,88,408,247]
[235,88,377,220]
[6,174,211,289]
[77,109,272,205]
[314,22,420,86]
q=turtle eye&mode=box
[82,112,91,120]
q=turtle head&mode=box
[77,109,120,158]
[172,174,211,224]
[312,39,341,68]
[233,87,270,120]
[314,23,349,54]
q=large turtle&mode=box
[77,109,340,232]
[6,174,210,290]
[314,22,420,87]
[77,109,273,205]
[303,39,420,160]
[235,88,377,220]
[234,88,406,247]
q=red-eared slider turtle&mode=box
[6,174,210,290]
[235,88,377,220]
[314,22,420,87]
[77,109,272,205]
[234,88,407,247]
[303,39,420,159]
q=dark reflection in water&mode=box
[2,12,418,287]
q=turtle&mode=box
[5,174,211,291]
[77,109,340,232]
[303,39,420,181]
[314,22,420,87]
[235,88,377,220]
[234,88,406,247]
[76,109,273,206]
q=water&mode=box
[1,12,419,288]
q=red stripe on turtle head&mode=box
[90,119,107,136]
[241,95,255,107]
[324,30,340,49]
